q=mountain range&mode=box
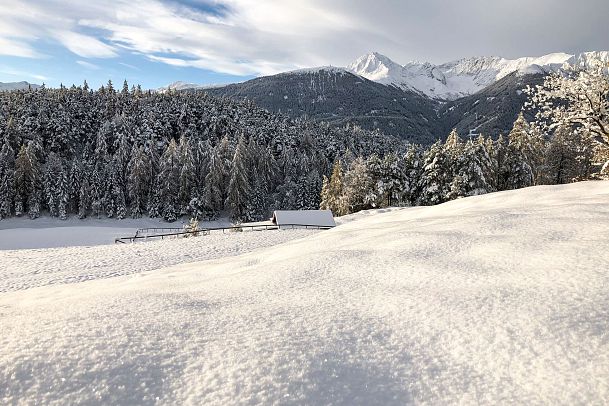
[0,81,41,91]
[6,51,608,145]
[203,51,608,144]
[349,51,609,100]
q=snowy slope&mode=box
[348,51,607,100]
[0,216,234,250]
[0,81,41,91]
[0,228,318,292]
[1,181,609,404]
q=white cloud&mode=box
[118,62,140,71]
[76,60,101,70]
[0,0,607,76]
[53,30,117,58]
[0,37,42,58]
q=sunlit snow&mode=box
[1,181,608,404]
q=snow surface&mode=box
[0,217,234,250]
[1,181,609,404]
[0,227,317,293]
[348,51,608,100]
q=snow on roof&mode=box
[271,210,336,227]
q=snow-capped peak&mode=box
[347,52,403,83]
[347,51,606,100]
[566,51,609,69]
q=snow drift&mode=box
[1,181,609,404]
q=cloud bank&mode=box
[1,0,607,77]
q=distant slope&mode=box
[0,81,41,91]
[156,50,609,144]
[438,72,546,138]
[157,81,225,93]
[206,68,442,145]
[2,181,609,404]
[205,67,547,143]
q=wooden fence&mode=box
[114,224,333,244]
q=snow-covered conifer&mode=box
[14,142,41,219]
[502,114,535,190]
[127,145,150,218]
[418,141,452,205]
[156,139,181,221]
[204,136,232,213]
[319,160,346,215]
[0,142,15,219]
[178,134,196,214]
[226,135,252,222]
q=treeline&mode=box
[320,113,602,215]
[0,81,399,222]
[0,82,603,223]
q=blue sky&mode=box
[1,0,607,89]
[0,46,254,90]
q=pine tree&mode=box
[111,156,127,220]
[448,138,495,199]
[401,145,423,205]
[177,134,196,215]
[418,141,452,205]
[494,134,508,190]
[502,115,535,190]
[543,126,596,184]
[57,165,70,220]
[320,160,345,215]
[471,135,496,194]
[14,142,41,219]
[444,128,462,152]
[146,134,161,218]
[78,177,90,219]
[204,136,232,213]
[127,145,150,218]
[156,139,181,221]
[68,159,83,214]
[195,139,212,197]
[225,135,252,222]
[0,142,15,219]
[43,152,63,217]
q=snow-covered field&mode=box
[0,217,233,250]
[1,181,609,404]
[0,229,318,293]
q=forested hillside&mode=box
[0,82,400,222]
[206,68,441,145]
[0,69,606,224]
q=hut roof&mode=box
[271,210,336,228]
